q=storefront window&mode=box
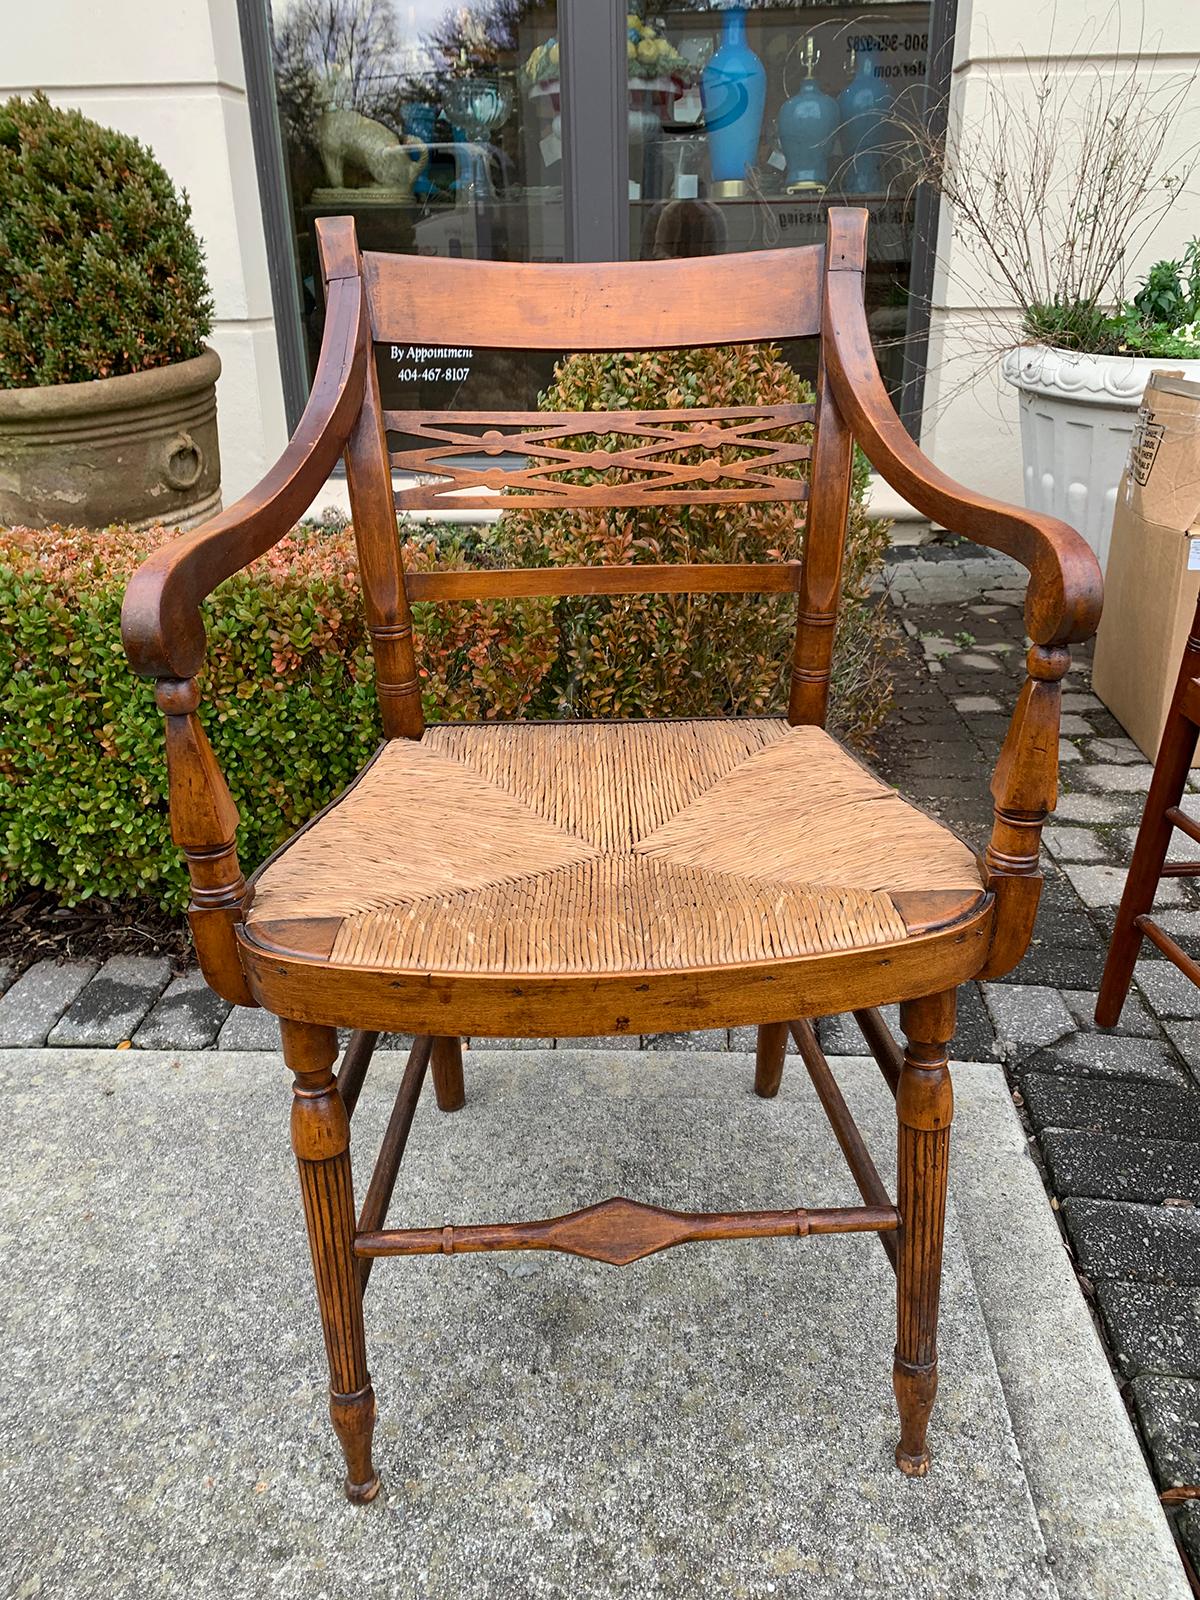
[268,0,565,410]
[261,0,942,417]
[626,3,930,395]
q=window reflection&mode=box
[270,0,564,386]
[266,1,933,408]
[628,3,930,396]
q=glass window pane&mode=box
[628,2,933,397]
[268,0,564,410]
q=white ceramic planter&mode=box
[1001,344,1200,570]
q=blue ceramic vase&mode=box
[701,8,766,192]
[777,51,838,192]
[838,51,891,195]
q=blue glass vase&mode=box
[701,8,766,194]
[777,51,838,193]
[402,103,439,195]
[838,51,891,195]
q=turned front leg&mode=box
[282,1017,379,1503]
[894,990,955,1477]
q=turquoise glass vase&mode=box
[700,9,766,192]
[777,48,838,193]
[838,50,891,195]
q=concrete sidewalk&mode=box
[0,1048,1183,1600]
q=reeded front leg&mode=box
[754,1021,789,1098]
[430,1035,465,1112]
[893,990,955,1477]
[282,1017,379,1503]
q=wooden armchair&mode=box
[122,208,1102,1502]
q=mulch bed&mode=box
[0,888,192,981]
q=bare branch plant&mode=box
[895,11,1199,365]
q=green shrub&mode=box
[496,343,898,740]
[0,523,556,910]
[0,344,898,910]
[1025,240,1200,359]
[0,93,213,386]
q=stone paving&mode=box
[875,543,1200,1576]
[4,543,1200,1573]
[2,1047,1184,1599]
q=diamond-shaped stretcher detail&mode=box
[497,1195,716,1266]
[244,720,987,972]
[352,1195,902,1268]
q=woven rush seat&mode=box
[244,719,985,975]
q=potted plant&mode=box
[1000,248,1200,569]
[0,93,220,531]
[909,40,1199,568]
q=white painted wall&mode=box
[4,0,289,502]
[920,0,1200,503]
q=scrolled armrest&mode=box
[121,273,369,682]
[820,208,1106,978]
[120,256,369,1005]
[822,211,1102,649]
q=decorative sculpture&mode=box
[313,108,428,204]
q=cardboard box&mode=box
[1092,372,1200,763]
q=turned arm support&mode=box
[821,210,1103,976]
[120,237,370,1003]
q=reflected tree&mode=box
[274,0,401,146]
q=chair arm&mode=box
[822,209,1105,976]
[822,211,1102,650]
[120,271,368,1003]
[121,273,369,682]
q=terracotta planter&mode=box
[1002,343,1200,570]
[0,346,221,531]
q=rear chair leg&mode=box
[894,990,955,1477]
[431,1035,465,1111]
[282,1017,379,1503]
[754,1021,789,1098]
[1096,722,1199,1025]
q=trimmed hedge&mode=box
[0,523,556,910]
[497,343,898,733]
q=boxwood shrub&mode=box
[498,342,899,735]
[0,92,213,387]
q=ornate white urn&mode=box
[1002,344,1200,570]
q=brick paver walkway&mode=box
[877,544,1200,1571]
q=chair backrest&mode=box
[315,211,865,740]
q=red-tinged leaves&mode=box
[0,518,557,910]
[497,343,899,730]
